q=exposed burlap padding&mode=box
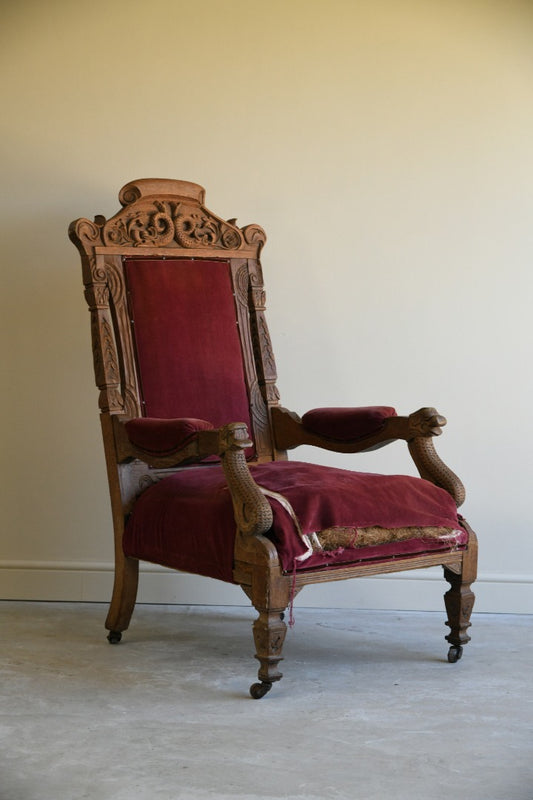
[315,525,460,552]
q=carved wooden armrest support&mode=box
[271,405,465,507]
[373,407,444,441]
[112,416,274,532]
[216,423,274,537]
[408,436,466,507]
[407,407,446,438]
[385,408,465,507]
[392,408,465,507]
[273,405,446,453]
[272,406,397,453]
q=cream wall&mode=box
[1,0,532,612]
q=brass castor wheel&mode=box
[107,630,122,644]
[447,645,463,663]
[249,681,272,699]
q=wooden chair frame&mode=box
[70,179,477,698]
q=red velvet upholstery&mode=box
[124,417,214,454]
[70,181,478,690]
[124,259,253,440]
[123,461,467,583]
[302,406,397,440]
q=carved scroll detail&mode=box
[69,182,264,262]
[70,218,103,249]
[90,257,107,284]
[102,200,245,250]
[242,224,267,249]
[118,184,142,206]
[234,263,250,307]
[104,259,126,305]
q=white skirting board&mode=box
[0,561,531,613]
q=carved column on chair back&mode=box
[246,260,286,461]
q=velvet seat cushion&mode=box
[123,461,467,583]
[301,406,397,440]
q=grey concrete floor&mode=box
[1,602,532,800]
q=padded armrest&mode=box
[301,407,397,441]
[124,417,215,454]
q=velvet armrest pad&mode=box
[124,417,215,454]
[301,406,397,441]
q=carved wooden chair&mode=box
[69,179,477,698]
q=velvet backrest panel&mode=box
[124,258,253,437]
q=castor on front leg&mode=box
[250,681,273,699]
[447,644,463,663]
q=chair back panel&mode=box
[69,178,285,507]
[124,257,252,435]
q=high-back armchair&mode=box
[69,179,477,698]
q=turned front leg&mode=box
[252,608,287,684]
[443,566,475,662]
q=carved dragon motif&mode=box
[218,424,273,537]
[407,407,447,438]
[100,200,245,250]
